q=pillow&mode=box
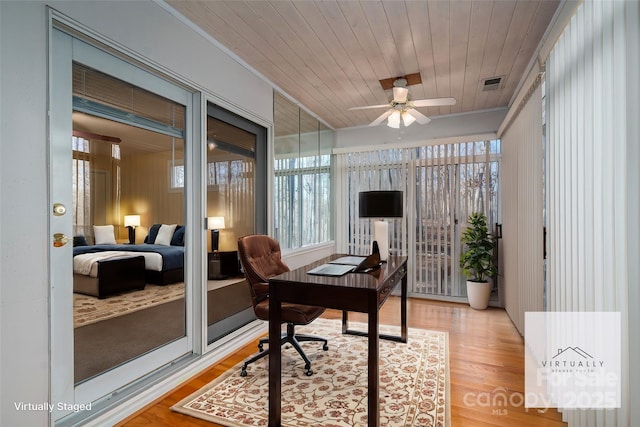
[170,225,185,246]
[154,224,177,246]
[93,225,116,245]
[73,235,88,247]
[144,224,162,244]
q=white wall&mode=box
[335,108,506,149]
[53,0,273,122]
[0,2,273,426]
[1,3,51,427]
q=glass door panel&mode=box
[412,141,501,299]
[72,111,186,384]
[205,102,266,344]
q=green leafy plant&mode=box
[459,212,497,282]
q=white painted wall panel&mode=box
[1,2,51,426]
[51,0,273,124]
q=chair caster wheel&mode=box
[258,344,264,351]
[305,369,313,376]
[322,344,329,351]
[240,367,248,377]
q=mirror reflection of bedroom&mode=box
[71,63,191,384]
[71,64,257,384]
[71,86,190,384]
[205,109,256,345]
[72,110,187,383]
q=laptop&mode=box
[307,252,382,277]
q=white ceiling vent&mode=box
[482,76,504,91]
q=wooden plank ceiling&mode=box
[167,0,560,130]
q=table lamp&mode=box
[124,214,140,244]
[207,216,225,252]
[359,191,403,261]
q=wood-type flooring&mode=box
[117,298,567,427]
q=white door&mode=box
[50,28,197,421]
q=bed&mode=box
[73,224,185,286]
[73,255,146,298]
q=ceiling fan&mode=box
[349,78,456,128]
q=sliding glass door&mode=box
[50,28,196,421]
[412,141,500,299]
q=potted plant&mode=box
[459,212,497,310]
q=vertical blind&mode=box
[335,140,500,299]
[499,79,544,334]
[546,1,633,425]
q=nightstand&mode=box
[208,251,240,280]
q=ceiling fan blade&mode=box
[369,110,393,126]
[411,97,456,107]
[406,108,431,125]
[349,104,391,110]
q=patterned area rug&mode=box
[73,282,184,328]
[172,318,449,426]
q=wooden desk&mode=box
[268,254,408,427]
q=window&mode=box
[170,162,185,189]
[72,136,91,238]
[273,92,333,249]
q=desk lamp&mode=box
[359,191,403,261]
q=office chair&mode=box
[237,234,328,377]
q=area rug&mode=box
[73,282,184,328]
[172,318,449,426]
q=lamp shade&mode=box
[207,216,226,230]
[124,215,140,227]
[359,191,403,218]
[387,110,401,128]
[401,111,417,126]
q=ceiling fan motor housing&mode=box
[393,78,408,88]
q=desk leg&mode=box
[342,271,408,344]
[400,272,407,342]
[368,292,379,427]
[269,289,281,427]
[341,310,348,334]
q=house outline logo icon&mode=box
[540,345,604,370]
[552,347,593,359]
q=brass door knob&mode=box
[53,203,67,216]
[53,233,70,247]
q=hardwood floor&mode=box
[116,298,567,426]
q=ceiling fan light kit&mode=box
[387,110,401,128]
[349,76,456,128]
[401,111,417,126]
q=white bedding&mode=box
[73,251,162,277]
